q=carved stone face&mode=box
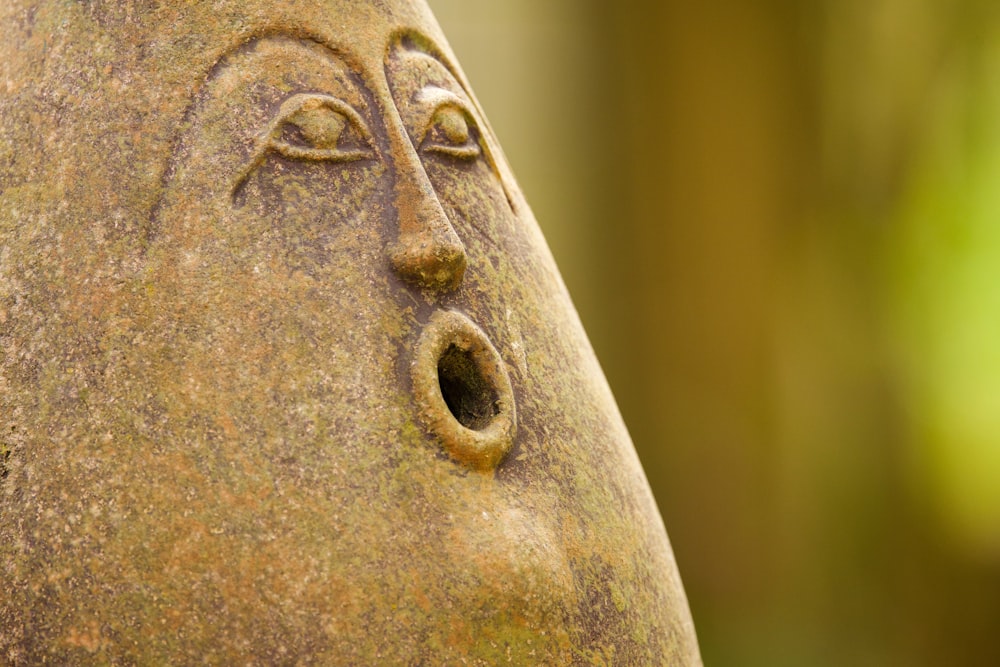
[133,30,566,657]
[148,33,520,473]
[0,2,700,664]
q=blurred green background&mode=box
[429,0,1000,665]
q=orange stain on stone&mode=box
[64,620,108,653]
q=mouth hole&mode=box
[437,344,499,431]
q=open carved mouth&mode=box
[411,310,516,471]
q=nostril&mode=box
[437,343,499,431]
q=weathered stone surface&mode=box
[0,1,701,663]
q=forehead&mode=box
[385,39,467,92]
[211,31,470,111]
[215,39,366,107]
[125,0,464,93]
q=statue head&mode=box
[0,1,700,663]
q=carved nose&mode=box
[389,172,467,292]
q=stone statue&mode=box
[0,1,702,663]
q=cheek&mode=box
[421,159,516,251]
[135,179,421,474]
[232,159,389,276]
[143,158,406,393]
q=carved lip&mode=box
[411,310,516,471]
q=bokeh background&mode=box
[428,1,1000,665]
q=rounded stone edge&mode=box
[411,309,516,471]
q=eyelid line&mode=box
[268,93,373,146]
[231,92,375,197]
[415,87,481,159]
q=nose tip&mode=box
[390,180,468,292]
[391,234,467,292]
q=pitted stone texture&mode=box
[0,1,701,664]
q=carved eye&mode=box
[231,93,376,198]
[268,93,374,162]
[419,97,481,160]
